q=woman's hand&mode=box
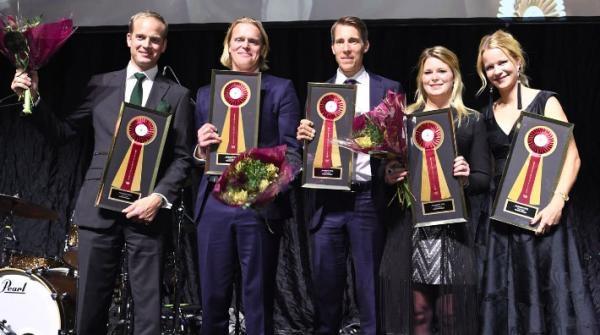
[453,155,470,187]
[384,160,408,185]
[531,195,565,236]
[296,119,315,141]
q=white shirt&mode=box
[124,62,170,208]
[335,67,371,182]
[125,62,158,107]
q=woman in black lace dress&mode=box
[379,46,490,335]
[476,30,599,334]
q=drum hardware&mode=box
[62,213,78,269]
[0,193,59,268]
[108,244,133,335]
[161,188,193,334]
[0,319,17,335]
[1,209,17,267]
[161,188,199,334]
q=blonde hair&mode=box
[476,29,529,95]
[128,11,168,38]
[407,46,475,124]
[220,17,270,71]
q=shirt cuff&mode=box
[193,144,206,163]
[152,192,172,209]
[32,94,41,107]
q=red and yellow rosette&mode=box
[218,80,251,154]
[508,126,557,205]
[112,116,157,192]
[414,120,450,202]
[314,93,345,169]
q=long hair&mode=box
[407,46,475,124]
[476,29,529,95]
[220,17,270,71]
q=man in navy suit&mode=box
[297,16,402,335]
[10,11,194,335]
[193,17,301,335]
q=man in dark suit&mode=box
[193,17,301,335]
[10,11,194,335]
[296,16,401,335]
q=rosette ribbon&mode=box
[314,93,345,169]
[111,117,157,193]
[414,120,450,202]
[218,80,250,154]
[508,126,556,205]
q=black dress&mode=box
[481,90,600,334]
[379,108,491,335]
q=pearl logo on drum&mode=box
[0,278,27,294]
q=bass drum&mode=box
[0,267,76,335]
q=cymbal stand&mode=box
[108,244,133,335]
[163,188,195,334]
[0,211,17,267]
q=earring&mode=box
[488,85,494,112]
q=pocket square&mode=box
[156,100,171,113]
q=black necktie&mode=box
[344,78,358,85]
[130,72,146,106]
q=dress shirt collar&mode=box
[126,61,158,81]
[335,66,367,85]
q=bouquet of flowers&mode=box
[334,90,413,208]
[0,14,75,114]
[212,145,296,209]
[335,90,407,157]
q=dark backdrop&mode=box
[1,17,599,333]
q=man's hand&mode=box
[296,119,315,141]
[122,193,163,224]
[195,123,221,159]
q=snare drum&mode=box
[0,267,76,334]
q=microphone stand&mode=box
[162,65,196,106]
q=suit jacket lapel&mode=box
[146,75,170,110]
[369,73,384,110]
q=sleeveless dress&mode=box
[481,90,600,334]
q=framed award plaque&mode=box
[491,112,573,231]
[206,70,261,175]
[407,108,468,228]
[301,82,355,190]
[96,102,172,212]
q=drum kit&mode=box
[0,194,74,335]
[0,193,202,335]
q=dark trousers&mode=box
[310,190,385,335]
[76,221,163,335]
[197,196,281,335]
